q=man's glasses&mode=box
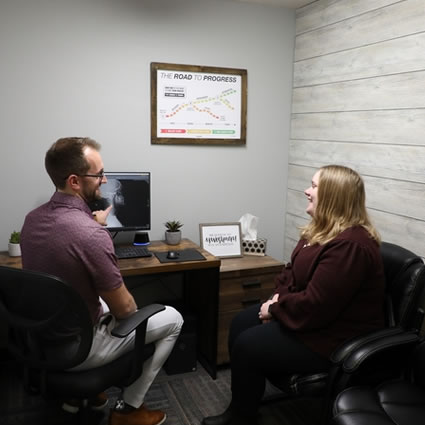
[80,171,105,180]
[63,171,105,180]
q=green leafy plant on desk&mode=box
[8,231,21,257]
[9,231,20,244]
[164,220,183,245]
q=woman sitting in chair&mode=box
[202,165,385,425]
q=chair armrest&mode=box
[111,304,165,338]
[321,329,421,423]
[342,330,420,374]
[330,327,405,364]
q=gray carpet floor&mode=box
[0,354,322,425]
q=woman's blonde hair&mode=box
[300,165,380,245]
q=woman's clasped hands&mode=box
[259,293,279,323]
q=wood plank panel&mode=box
[285,206,425,259]
[286,188,307,218]
[292,70,425,113]
[364,176,425,221]
[285,201,425,259]
[284,214,305,261]
[370,209,425,258]
[295,0,425,61]
[289,0,425,264]
[283,236,298,262]
[287,177,425,222]
[288,165,318,200]
[287,164,316,190]
[289,139,425,183]
[291,110,425,146]
[294,32,425,87]
[284,212,308,242]
[296,0,400,35]
[287,164,425,257]
[285,210,425,260]
[287,177,425,260]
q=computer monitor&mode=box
[89,172,151,232]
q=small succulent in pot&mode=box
[8,230,21,257]
[164,221,183,245]
[164,221,183,232]
[9,231,21,244]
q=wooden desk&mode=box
[0,238,221,378]
[117,238,220,277]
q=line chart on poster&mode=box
[156,69,243,139]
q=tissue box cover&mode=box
[242,238,267,256]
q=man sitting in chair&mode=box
[21,137,183,425]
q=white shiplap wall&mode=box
[285,0,425,261]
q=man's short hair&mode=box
[45,137,101,189]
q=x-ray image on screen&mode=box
[89,172,151,232]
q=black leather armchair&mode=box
[330,332,425,425]
[267,242,425,423]
[0,265,165,425]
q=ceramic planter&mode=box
[165,231,181,245]
[8,243,21,257]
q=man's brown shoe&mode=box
[109,404,166,425]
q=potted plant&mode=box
[8,231,21,257]
[164,220,183,245]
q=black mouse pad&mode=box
[155,249,207,263]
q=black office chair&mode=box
[266,242,425,423]
[0,265,165,425]
[329,332,425,425]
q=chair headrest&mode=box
[380,242,425,329]
[380,242,423,286]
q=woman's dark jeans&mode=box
[228,304,330,414]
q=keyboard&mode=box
[115,245,152,259]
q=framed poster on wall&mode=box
[151,62,247,145]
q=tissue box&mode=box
[242,238,267,256]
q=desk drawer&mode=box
[219,273,275,312]
[219,287,273,311]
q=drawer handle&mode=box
[242,298,261,307]
[242,279,261,289]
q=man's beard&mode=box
[81,184,101,205]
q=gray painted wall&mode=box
[0,0,295,260]
[286,0,425,261]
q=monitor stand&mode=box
[134,231,150,245]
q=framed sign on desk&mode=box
[199,222,243,258]
[151,62,247,146]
